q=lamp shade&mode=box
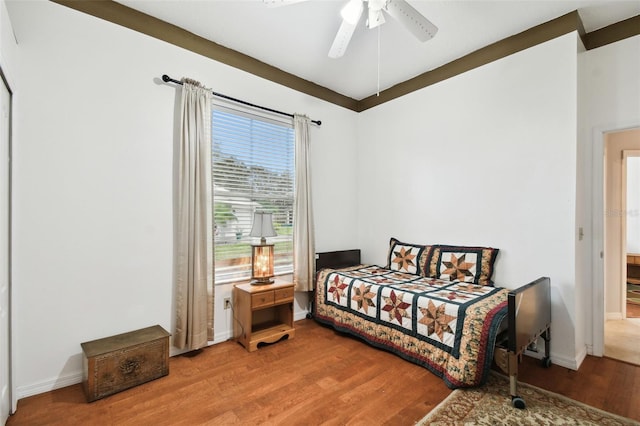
[249,212,276,240]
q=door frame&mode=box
[622,151,640,319]
[592,123,640,357]
[0,67,12,420]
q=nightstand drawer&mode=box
[274,287,294,303]
[252,291,274,309]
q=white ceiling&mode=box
[116,0,640,100]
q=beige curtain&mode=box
[175,79,214,350]
[293,114,315,291]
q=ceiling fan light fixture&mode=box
[340,0,363,25]
[367,7,385,29]
[329,0,437,59]
[369,0,388,10]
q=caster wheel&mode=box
[512,396,526,409]
[541,357,551,368]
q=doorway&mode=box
[0,69,11,423]
[625,155,640,318]
[603,129,640,365]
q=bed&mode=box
[313,239,551,409]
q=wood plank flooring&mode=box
[628,301,640,318]
[518,352,640,421]
[605,318,640,365]
[7,319,640,425]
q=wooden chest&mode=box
[81,325,170,402]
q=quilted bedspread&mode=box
[314,265,508,388]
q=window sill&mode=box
[215,272,293,286]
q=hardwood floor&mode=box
[7,319,640,425]
[628,301,640,318]
[518,353,640,421]
[605,318,640,366]
[6,320,450,426]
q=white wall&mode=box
[357,33,579,367]
[574,35,590,364]
[7,0,640,400]
[577,35,640,349]
[7,0,359,398]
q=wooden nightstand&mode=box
[233,279,295,352]
[628,254,640,285]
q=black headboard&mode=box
[315,249,361,271]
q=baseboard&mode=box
[543,345,587,370]
[17,308,313,401]
[606,312,623,320]
[16,371,83,400]
[523,343,586,371]
[575,345,588,368]
[294,309,310,322]
[212,309,309,344]
[586,343,594,355]
[213,330,234,344]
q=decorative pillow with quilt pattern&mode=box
[386,237,430,275]
[425,245,499,286]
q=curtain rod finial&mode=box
[162,74,171,82]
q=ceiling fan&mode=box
[264,0,438,58]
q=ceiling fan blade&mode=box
[263,0,308,7]
[328,19,358,58]
[384,0,438,42]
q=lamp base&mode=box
[250,278,274,286]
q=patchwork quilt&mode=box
[314,265,508,389]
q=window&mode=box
[212,103,295,284]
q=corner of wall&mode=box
[547,345,587,371]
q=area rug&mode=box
[628,283,640,305]
[417,372,639,425]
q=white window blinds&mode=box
[212,104,295,284]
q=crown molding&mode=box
[584,15,640,50]
[358,11,584,111]
[50,0,360,111]
[50,1,639,113]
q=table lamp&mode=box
[250,211,276,284]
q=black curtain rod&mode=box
[162,74,321,126]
